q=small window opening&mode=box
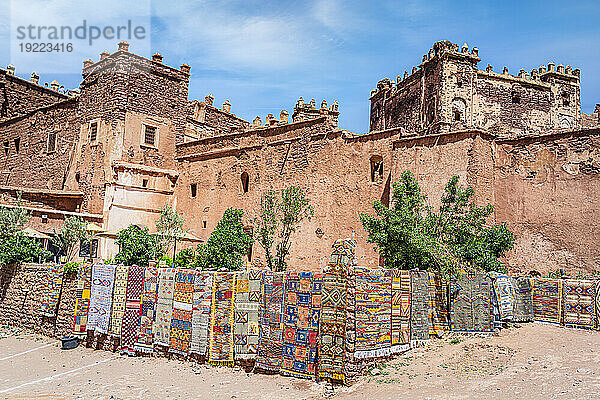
[89,121,98,142]
[75,171,80,183]
[241,172,249,193]
[512,93,521,104]
[3,141,8,156]
[13,138,20,154]
[142,179,148,188]
[562,92,570,107]
[190,183,197,198]
[202,221,207,229]
[456,76,463,88]
[144,125,157,146]
[454,110,462,121]
[370,156,384,182]
[47,132,56,153]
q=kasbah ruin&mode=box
[1,39,598,275]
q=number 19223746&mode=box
[19,43,73,52]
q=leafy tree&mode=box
[360,171,515,277]
[174,248,196,269]
[0,193,50,265]
[114,225,158,267]
[254,186,314,272]
[195,208,253,271]
[51,216,91,262]
[155,205,185,257]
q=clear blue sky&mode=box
[1,0,599,133]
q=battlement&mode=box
[369,40,583,137]
[292,97,339,128]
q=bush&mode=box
[114,225,158,267]
[174,248,196,269]
[0,234,51,265]
[63,261,80,275]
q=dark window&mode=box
[75,171,80,183]
[47,132,56,153]
[13,138,20,154]
[370,156,384,182]
[144,125,156,146]
[3,141,8,156]
[512,93,521,104]
[89,121,98,142]
[202,221,207,229]
[142,179,148,188]
[241,172,249,193]
[190,183,197,198]
[562,92,570,106]
[454,110,462,121]
[79,239,98,258]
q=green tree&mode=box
[114,225,158,266]
[360,171,515,277]
[51,216,91,262]
[195,208,253,271]
[155,205,185,258]
[174,248,196,269]
[0,193,50,265]
[254,186,314,272]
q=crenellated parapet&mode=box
[292,97,339,128]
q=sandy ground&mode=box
[1,323,599,399]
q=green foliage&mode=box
[160,254,173,266]
[195,208,253,271]
[254,186,314,272]
[52,216,91,262]
[63,261,81,275]
[155,205,185,258]
[114,225,158,267]
[0,193,50,265]
[360,171,515,278]
[174,248,196,269]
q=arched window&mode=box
[452,97,466,123]
[241,172,249,193]
[370,156,383,182]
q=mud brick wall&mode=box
[0,99,80,190]
[0,263,78,339]
[495,128,600,275]
[0,69,67,122]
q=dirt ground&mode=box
[1,323,599,399]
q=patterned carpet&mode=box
[563,279,595,329]
[493,275,515,320]
[72,263,92,336]
[134,266,159,353]
[354,266,392,359]
[410,270,430,343]
[255,271,285,372]
[169,268,196,355]
[153,268,175,347]
[108,265,128,337]
[391,270,411,353]
[428,272,449,336]
[190,271,213,357]
[532,278,563,325]
[318,268,347,382]
[234,270,262,360]
[208,272,236,366]
[87,263,116,335]
[450,271,494,333]
[511,277,533,322]
[280,271,323,379]
[120,265,144,355]
[41,264,64,318]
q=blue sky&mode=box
[1,0,599,133]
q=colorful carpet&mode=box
[511,277,533,322]
[428,272,449,336]
[190,271,213,357]
[133,266,159,353]
[108,265,128,337]
[354,266,392,359]
[153,267,175,347]
[410,270,430,343]
[343,256,358,379]
[596,280,600,330]
[234,270,262,360]
[87,263,116,334]
[563,279,595,329]
[450,271,494,333]
[169,268,196,355]
[120,265,144,355]
[255,271,285,372]
[280,271,323,379]
[532,278,563,325]
[208,272,236,366]
[492,275,515,321]
[41,264,64,317]
[318,268,347,382]
[72,263,92,336]
[328,238,356,268]
[391,270,411,353]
